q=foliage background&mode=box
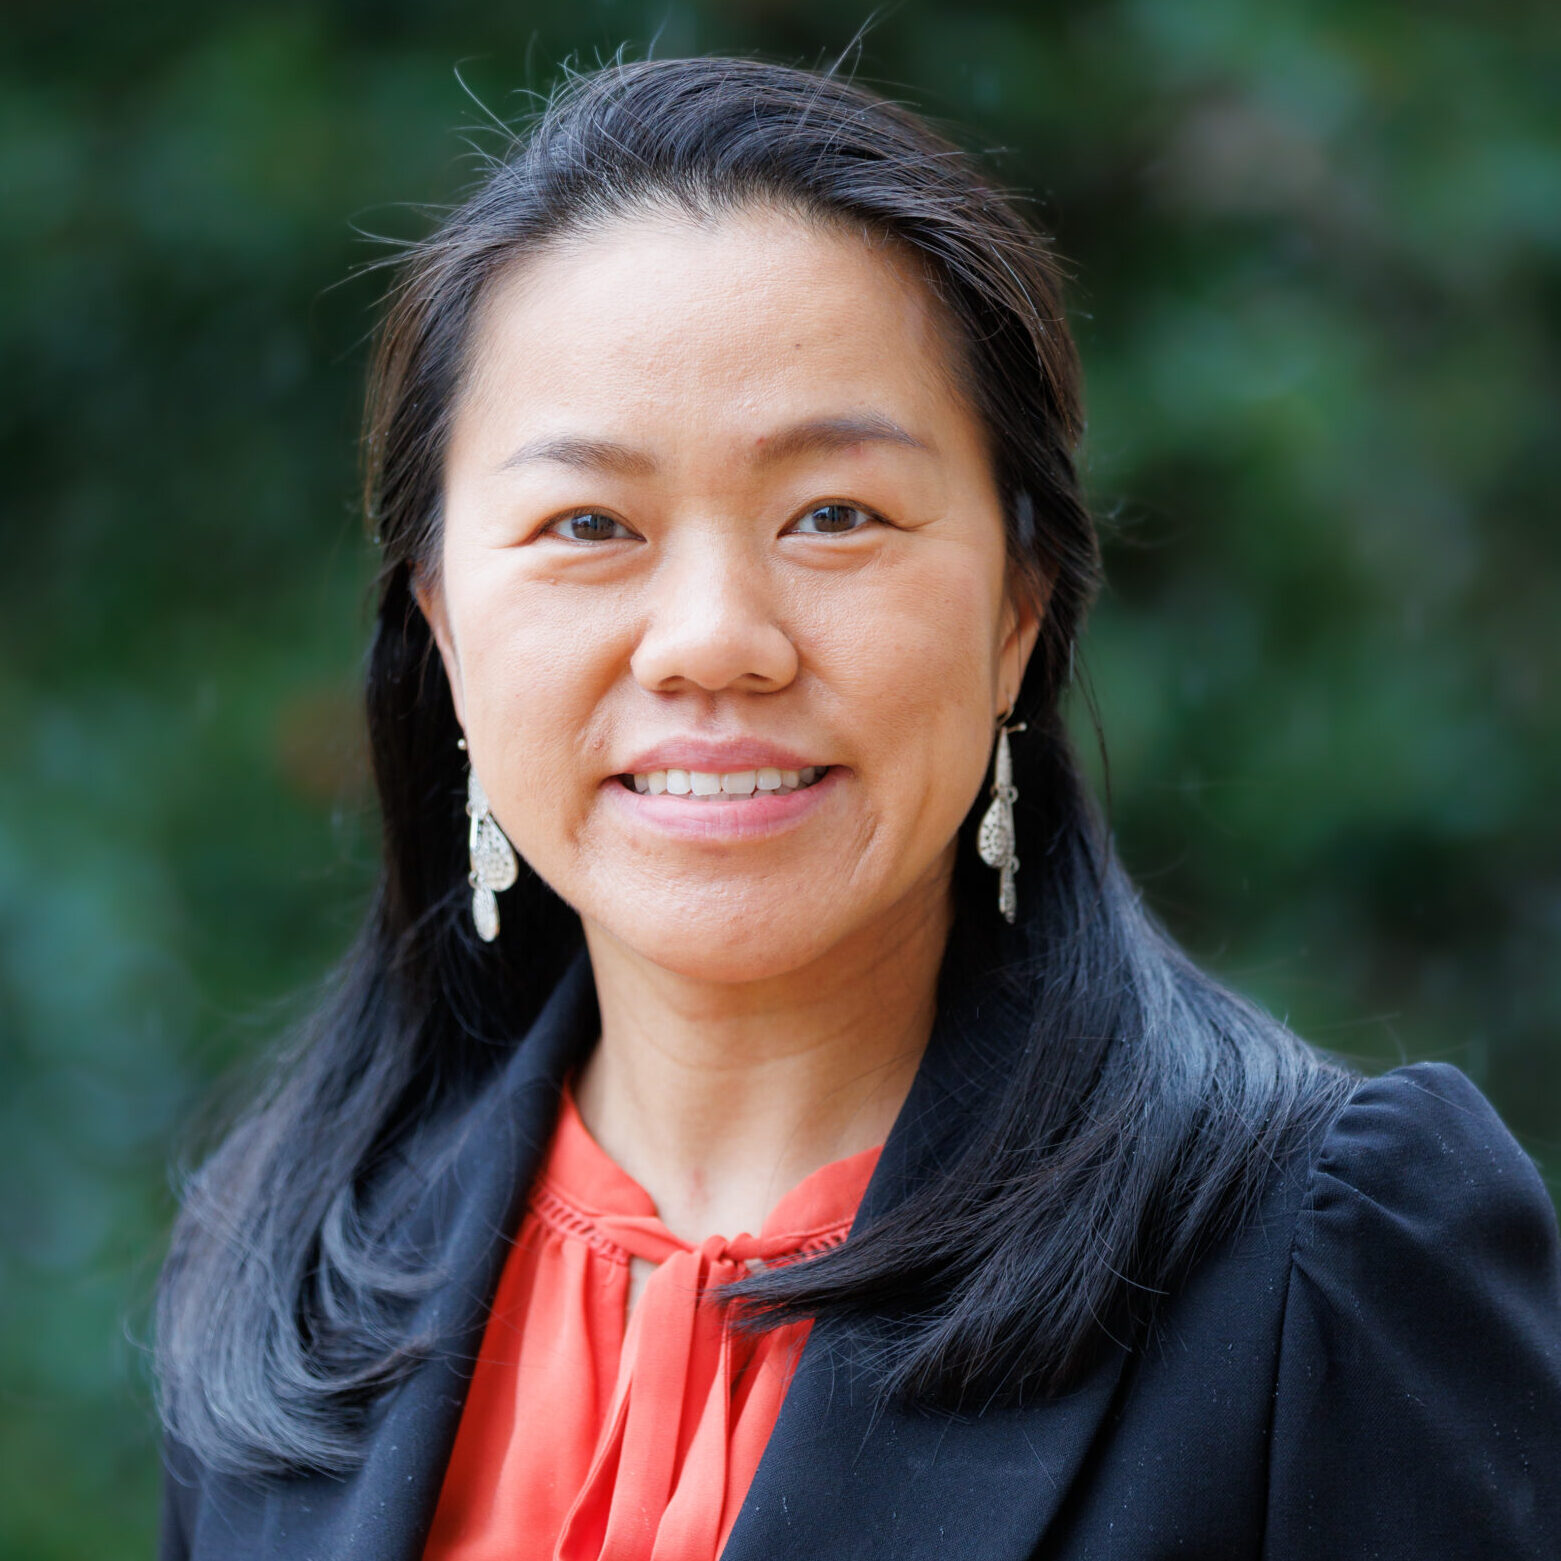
[2,1,1556,1553]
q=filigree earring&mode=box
[977,708,1026,924]
[457,736,518,942]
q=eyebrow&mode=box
[496,412,932,476]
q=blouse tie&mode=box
[421,1088,881,1561]
[556,1218,837,1561]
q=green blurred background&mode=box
[2,1,1557,1552]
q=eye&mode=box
[789,502,879,536]
[544,510,636,543]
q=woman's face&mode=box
[421,205,1039,983]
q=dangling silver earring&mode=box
[977,709,1026,924]
[458,736,518,941]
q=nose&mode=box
[629,529,799,696]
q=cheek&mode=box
[809,562,999,831]
[450,570,625,843]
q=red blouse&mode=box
[423,1086,882,1561]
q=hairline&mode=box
[423,189,1012,589]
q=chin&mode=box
[589,902,850,985]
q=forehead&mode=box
[451,204,981,463]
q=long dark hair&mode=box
[155,53,1353,1479]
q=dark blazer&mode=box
[160,951,1561,1559]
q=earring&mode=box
[458,737,518,941]
[977,709,1026,924]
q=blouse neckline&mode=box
[531,1082,885,1266]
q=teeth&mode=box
[625,765,828,798]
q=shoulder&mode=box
[1265,1061,1561,1557]
[1293,1059,1559,1294]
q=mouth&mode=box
[616,765,831,798]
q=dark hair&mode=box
[155,52,1353,1478]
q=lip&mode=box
[599,762,843,843]
[614,739,831,776]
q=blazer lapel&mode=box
[720,1335,1124,1561]
[722,925,1126,1561]
[245,949,599,1561]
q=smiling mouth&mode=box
[617,765,830,798]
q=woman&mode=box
[154,55,1561,1560]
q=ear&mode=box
[412,568,468,732]
[996,568,1048,718]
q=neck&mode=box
[573,864,952,1247]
